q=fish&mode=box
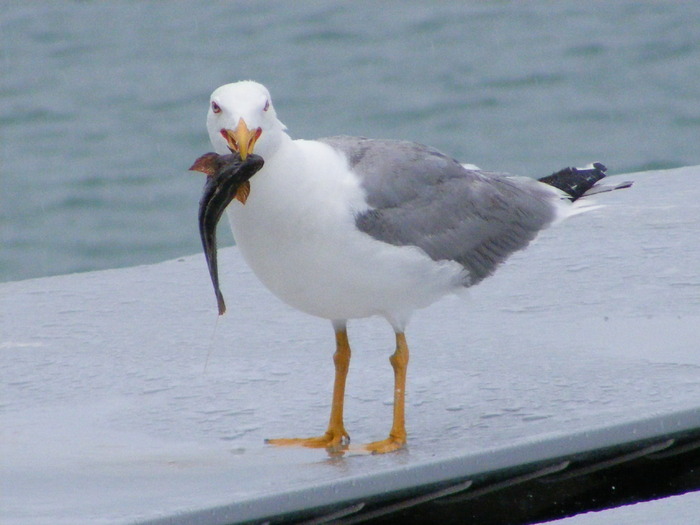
[189,152,265,315]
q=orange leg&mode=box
[266,328,351,450]
[363,332,409,454]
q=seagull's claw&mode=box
[361,435,406,455]
[265,429,350,451]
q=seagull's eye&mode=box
[263,100,270,112]
[211,101,222,114]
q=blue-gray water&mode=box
[2,1,699,283]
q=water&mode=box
[1,1,699,283]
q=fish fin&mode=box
[235,181,251,204]
[189,153,220,176]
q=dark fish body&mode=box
[190,152,264,315]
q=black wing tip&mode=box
[538,163,609,202]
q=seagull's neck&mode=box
[256,127,292,161]
[245,133,366,218]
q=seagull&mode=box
[205,80,625,454]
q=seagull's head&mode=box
[207,81,287,160]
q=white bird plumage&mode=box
[207,82,469,331]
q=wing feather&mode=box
[321,136,562,286]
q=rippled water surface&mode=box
[2,1,699,281]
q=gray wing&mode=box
[320,136,562,286]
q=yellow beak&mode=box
[221,118,262,160]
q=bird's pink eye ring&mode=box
[263,100,270,112]
[211,101,222,114]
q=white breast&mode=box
[226,139,464,328]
